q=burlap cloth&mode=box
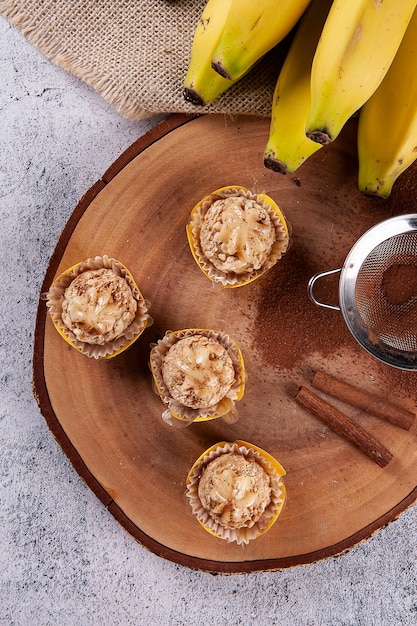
[0,0,288,119]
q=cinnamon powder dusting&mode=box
[249,245,351,370]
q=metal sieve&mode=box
[308,214,417,370]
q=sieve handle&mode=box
[307,268,342,311]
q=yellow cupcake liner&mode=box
[43,255,153,359]
[186,440,286,545]
[149,329,245,425]
[186,185,290,288]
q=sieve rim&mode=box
[339,214,417,370]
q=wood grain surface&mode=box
[33,114,417,573]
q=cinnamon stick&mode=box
[312,370,415,431]
[295,386,393,468]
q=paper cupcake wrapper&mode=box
[186,441,286,545]
[43,255,153,359]
[149,329,246,424]
[186,186,290,288]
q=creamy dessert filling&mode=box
[61,268,137,345]
[198,453,272,529]
[161,334,235,408]
[200,196,276,274]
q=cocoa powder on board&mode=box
[250,244,351,370]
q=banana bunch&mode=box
[184,0,417,197]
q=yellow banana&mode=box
[211,0,312,82]
[357,8,417,197]
[306,0,417,145]
[183,0,235,106]
[264,0,333,174]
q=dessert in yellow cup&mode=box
[187,185,290,287]
[186,440,286,544]
[44,255,152,359]
[149,329,245,425]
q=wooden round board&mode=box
[33,114,417,573]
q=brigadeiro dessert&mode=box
[44,255,153,359]
[186,441,286,544]
[186,185,290,287]
[149,329,245,425]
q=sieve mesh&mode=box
[354,233,417,353]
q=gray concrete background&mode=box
[1,15,416,626]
